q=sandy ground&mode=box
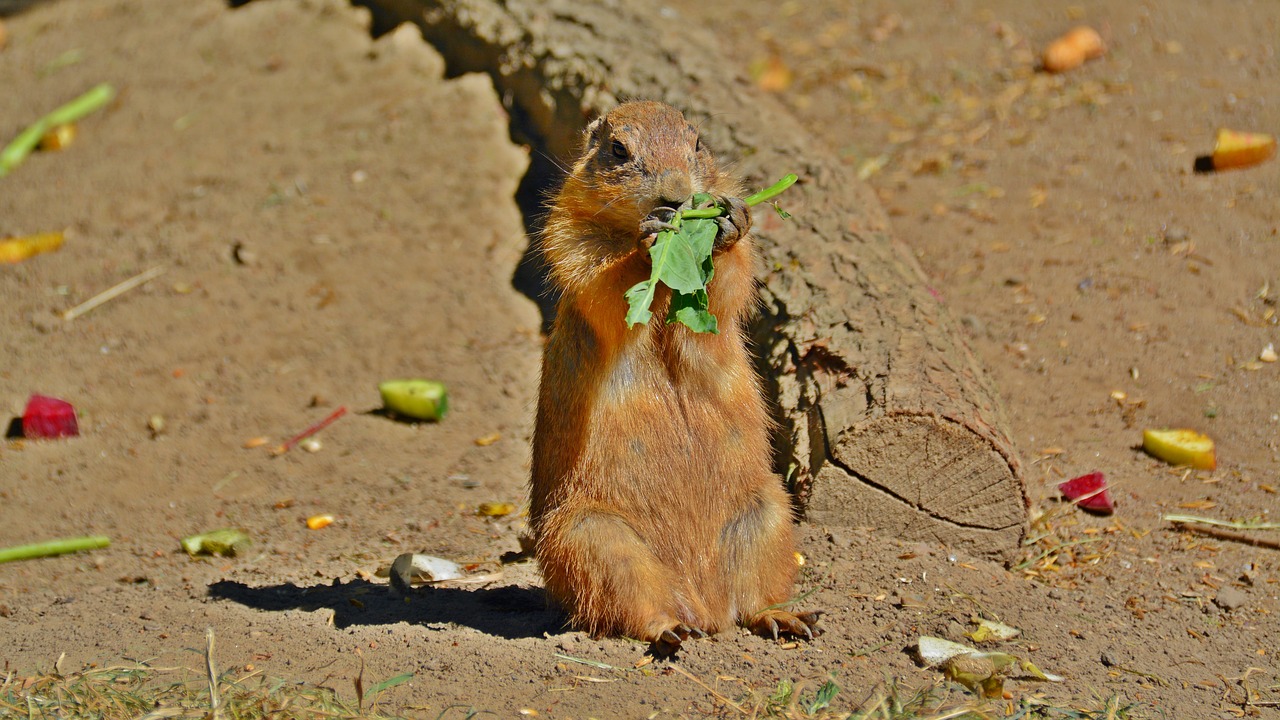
[1,0,1278,717]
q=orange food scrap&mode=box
[1042,26,1105,73]
[306,514,334,530]
[1211,128,1276,171]
[37,123,76,151]
[1142,428,1216,470]
[751,54,793,93]
[0,231,64,264]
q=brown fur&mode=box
[530,101,815,647]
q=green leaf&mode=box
[365,673,414,700]
[682,216,718,266]
[649,227,706,294]
[669,289,718,334]
[620,173,799,333]
[624,278,655,327]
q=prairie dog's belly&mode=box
[581,348,764,506]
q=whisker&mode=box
[533,147,572,175]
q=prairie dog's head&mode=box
[569,101,724,225]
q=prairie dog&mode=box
[530,101,818,653]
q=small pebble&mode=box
[1214,587,1247,611]
[826,529,854,548]
[29,312,60,334]
[300,438,322,453]
[960,314,985,335]
[232,241,257,265]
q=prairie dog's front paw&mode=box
[712,195,751,251]
[638,206,679,252]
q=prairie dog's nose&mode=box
[655,169,692,207]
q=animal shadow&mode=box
[207,577,564,640]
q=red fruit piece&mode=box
[22,394,80,439]
[1058,471,1113,515]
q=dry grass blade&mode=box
[668,663,748,715]
[205,627,220,720]
[62,266,166,321]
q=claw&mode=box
[638,218,677,236]
[747,608,822,643]
[639,205,681,252]
[654,629,684,656]
[650,623,709,656]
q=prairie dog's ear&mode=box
[582,116,606,151]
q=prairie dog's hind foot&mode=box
[746,608,823,642]
[651,622,709,657]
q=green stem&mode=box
[0,535,111,563]
[679,173,800,220]
[743,172,799,206]
[0,83,117,177]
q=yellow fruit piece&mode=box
[0,231,64,264]
[306,514,334,530]
[37,123,76,151]
[477,502,514,518]
[1142,428,1216,470]
[1212,128,1277,171]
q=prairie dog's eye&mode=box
[695,136,704,153]
[611,140,630,160]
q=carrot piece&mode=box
[1042,26,1105,73]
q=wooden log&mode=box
[364,0,1028,560]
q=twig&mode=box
[0,535,110,564]
[271,406,347,455]
[62,266,165,321]
[667,664,747,715]
[205,627,220,720]
[1170,523,1280,550]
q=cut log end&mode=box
[804,414,1026,562]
